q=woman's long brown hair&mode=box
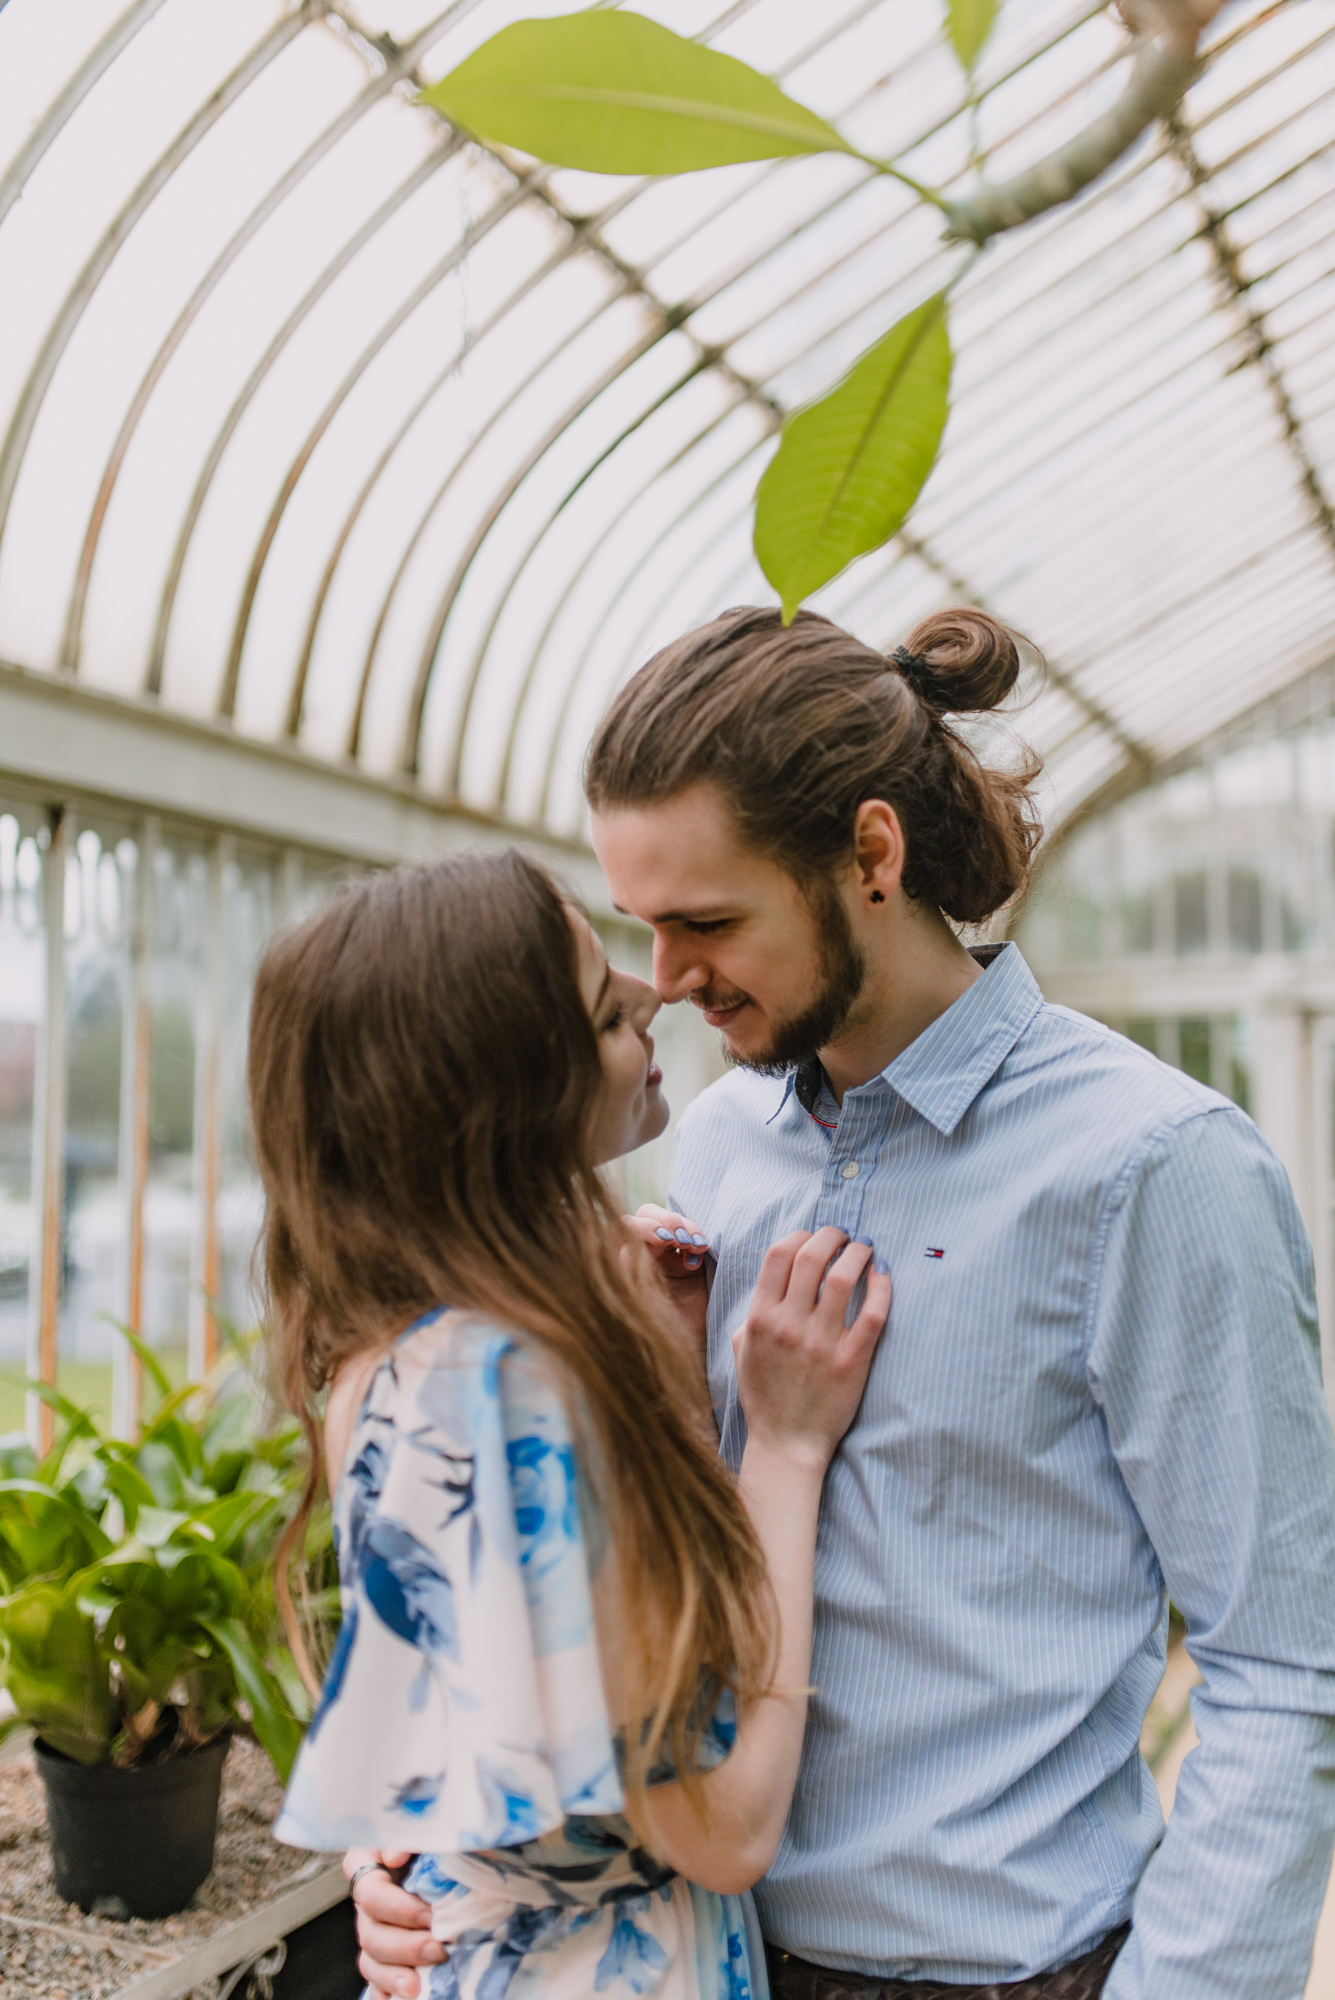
[252,849,774,1809]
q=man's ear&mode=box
[853,800,906,905]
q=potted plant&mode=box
[0,1330,329,1920]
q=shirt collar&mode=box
[777,943,1044,1138]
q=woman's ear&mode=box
[853,800,906,906]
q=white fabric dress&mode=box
[276,1311,767,2000]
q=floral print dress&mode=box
[276,1311,767,2000]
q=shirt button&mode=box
[840,1160,861,1180]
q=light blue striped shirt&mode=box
[670,943,1335,1997]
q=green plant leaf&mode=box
[2,1373,104,1444]
[947,0,997,73]
[201,1615,303,1781]
[0,1480,113,1560]
[754,294,952,620]
[421,11,853,175]
[102,1319,173,1406]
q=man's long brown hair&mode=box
[250,849,773,1804]
[587,605,1041,924]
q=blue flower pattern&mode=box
[277,1312,766,1999]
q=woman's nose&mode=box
[632,975,662,1027]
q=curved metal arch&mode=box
[0,3,318,566]
[532,423,773,824]
[547,542,764,841]
[0,0,170,230]
[492,390,754,808]
[449,351,725,802]
[61,0,475,677]
[145,133,465,699]
[215,161,561,718]
[916,310,1247,565]
[338,260,631,757]
[402,313,675,779]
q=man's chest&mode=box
[696,1120,1104,1471]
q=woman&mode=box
[252,851,889,2000]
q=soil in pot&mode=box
[35,1733,230,1920]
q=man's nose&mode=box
[652,934,708,1004]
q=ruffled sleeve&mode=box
[275,1312,624,1854]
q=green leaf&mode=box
[0,1481,113,1560]
[201,1615,303,1781]
[421,12,853,176]
[2,1373,104,1446]
[102,1319,173,1406]
[753,294,952,620]
[947,0,997,74]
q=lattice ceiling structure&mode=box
[1,0,1333,847]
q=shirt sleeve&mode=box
[274,1323,624,1855]
[1086,1106,1335,2000]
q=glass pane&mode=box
[0,814,43,1399]
[218,849,278,1335]
[143,837,204,1366]
[60,827,127,1409]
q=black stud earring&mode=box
[870,890,885,905]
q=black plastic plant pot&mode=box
[34,1734,230,1919]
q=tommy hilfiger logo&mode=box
[925,1247,945,1259]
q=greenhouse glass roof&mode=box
[0,0,1332,843]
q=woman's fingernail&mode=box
[874,1257,889,1275]
[655,1227,674,1241]
[854,1236,875,1249]
[685,1254,701,1269]
[691,1233,707,1247]
[674,1228,692,1244]
[426,1943,447,1960]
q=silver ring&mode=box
[349,1862,390,1899]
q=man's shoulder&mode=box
[1009,998,1246,1158]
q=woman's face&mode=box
[569,909,669,1165]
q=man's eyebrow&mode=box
[612,903,735,924]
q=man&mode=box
[350,606,1335,1999]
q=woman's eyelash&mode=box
[603,1003,627,1030]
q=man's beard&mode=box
[722,880,867,1076]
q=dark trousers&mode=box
[764,1925,1130,2000]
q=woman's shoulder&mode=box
[345,1308,571,1454]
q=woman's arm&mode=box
[640,1226,889,1894]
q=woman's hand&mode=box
[733,1227,890,1470]
[623,1204,711,1374]
[641,1228,890,1894]
[343,1849,443,1999]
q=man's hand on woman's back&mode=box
[344,1850,441,1999]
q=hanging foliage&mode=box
[423,2,1219,622]
[420,12,854,176]
[755,297,952,620]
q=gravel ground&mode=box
[0,1738,318,2000]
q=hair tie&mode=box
[890,643,936,703]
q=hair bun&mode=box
[894,607,1024,714]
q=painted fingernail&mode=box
[685,1255,702,1269]
[853,1236,874,1249]
[674,1228,692,1244]
[691,1233,707,1247]
[655,1228,674,1241]
[874,1257,889,1275]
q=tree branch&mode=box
[943,0,1222,246]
